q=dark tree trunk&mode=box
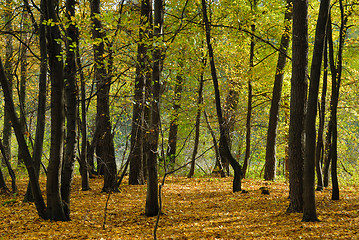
[302,0,330,222]
[331,0,348,200]
[128,0,152,185]
[242,23,255,179]
[286,0,308,214]
[166,72,184,171]
[3,0,13,167]
[91,0,117,192]
[24,2,48,202]
[188,70,204,178]
[205,111,224,177]
[202,0,242,192]
[315,36,328,191]
[264,0,292,180]
[0,57,47,219]
[145,0,162,217]
[18,12,29,166]
[77,38,90,191]
[0,139,17,192]
[45,0,68,221]
[0,166,7,192]
[61,0,78,219]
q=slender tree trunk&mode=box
[315,36,328,191]
[286,0,308,214]
[24,1,48,202]
[0,57,47,219]
[145,0,162,217]
[302,0,330,222]
[3,0,13,166]
[331,0,348,200]
[264,0,292,180]
[0,139,17,192]
[188,70,204,178]
[61,0,78,219]
[202,0,242,192]
[166,70,184,171]
[77,37,90,191]
[128,0,152,185]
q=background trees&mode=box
[0,0,357,224]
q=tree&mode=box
[61,0,79,219]
[202,0,242,192]
[264,0,292,181]
[302,0,330,222]
[286,0,308,213]
[45,0,68,221]
[90,0,117,192]
[145,0,163,217]
[128,0,152,185]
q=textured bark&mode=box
[145,0,162,217]
[166,72,183,171]
[24,2,48,202]
[46,0,68,221]
[286,0,308,214]
[0,57,47,219]
[3,0,13,166]
[77,39,90,191]
[202,0,242,192]
[188,71,204,178]
[315,37,328,191]
[128,0,152,185]
[264,1,292,181]
[61,0,78,219]
[302,0,330,222]
[242,22,255,179]
[91,0,117,192]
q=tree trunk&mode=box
[128,0,152,185]
[315,36,328,191]
[202,0,242,192]
[302,0,330,222]
[145,0,162,217]
[286,0,308,214]
[3,0,13,166]
[166,71,184,171]
[45,0,68,221]
[77,37,90,191]
[188,69,204,178]
[242,23,255,179]
[61,0,78,219]
[23,1,48,202]
[0,57,47,219]
[91,0,117,192]
[264,0,292,180]
[0,139,17,192]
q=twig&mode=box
[102,191,112,229]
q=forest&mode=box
[0,0,358,239]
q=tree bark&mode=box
[91,0,118,192]
[45,0,68,221]
[0,57,47,219]
[188,69,204,178]
[302,0,330,222]
[128,0,152,185]
[166,70,184,171]
[202,0,242,192]
[286,0,308,214]
[23,1,48,202]
[145,0,162,217]
[264,0,292,180]
[61,0,78,219]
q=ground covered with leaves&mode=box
[0,176,358,239]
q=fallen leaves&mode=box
[0,176,358,239]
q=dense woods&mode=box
[0,0,358,238]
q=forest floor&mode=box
[0,175,358,239]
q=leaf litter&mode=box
[0,176,358,239]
